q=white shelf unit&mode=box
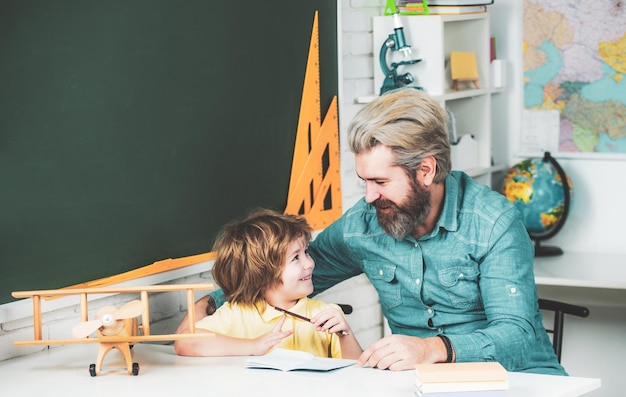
[371,13,502,187]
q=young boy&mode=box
[174,209,362,359]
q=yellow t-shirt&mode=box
[195,297,343,358]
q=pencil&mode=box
[273,306,349,336]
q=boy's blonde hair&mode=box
[211,208,313,305]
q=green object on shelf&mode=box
[384,0,429,16]
[384,0,398,15]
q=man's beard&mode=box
[373,178,431,240]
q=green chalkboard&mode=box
[0,0,338,304]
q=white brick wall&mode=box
[334,0,387,349]
[0,0,386,362]
[340,0,386,207]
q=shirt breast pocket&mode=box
[438,265,482,310]
[363,261,402,310]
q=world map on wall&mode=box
[523,0,626,153]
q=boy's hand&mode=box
[250,314,293,356]
[311,308,352,336]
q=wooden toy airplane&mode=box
[12,283,214,377]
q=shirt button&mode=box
[459,273,464,278]
[510,287,517,293]
[378,269,384,276]
[438,327,443,332]
[427,308,433,314]
[415,278,421,285]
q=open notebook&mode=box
[245,348,357,372]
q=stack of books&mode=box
[425,0,493,15]
[427,0,493,4]
[414,362,509,396]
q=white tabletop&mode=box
[0,343,600,397]
[534,252,626,290]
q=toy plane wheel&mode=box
[89,364,96,377]
[132,362,139,375]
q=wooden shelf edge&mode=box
[357,87,501,105]
[459,163,506,177]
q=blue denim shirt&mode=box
[308,172,566,375]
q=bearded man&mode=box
[182,89,566,376]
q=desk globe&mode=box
[501,152,573,257]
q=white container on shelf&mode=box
[451,134,479,171]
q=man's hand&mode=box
[358,334,447,371]
[204,295,217,316]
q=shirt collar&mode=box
[426,172,461,238]
[259,298,309,322]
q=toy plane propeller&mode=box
[13,284,215,377]
[72,300,144,338]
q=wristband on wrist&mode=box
[205,296,217,316]
[437,334,454,363]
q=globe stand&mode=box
[529,152,571,258]
[533,239,564,257]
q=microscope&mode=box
[378,12,422,95]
